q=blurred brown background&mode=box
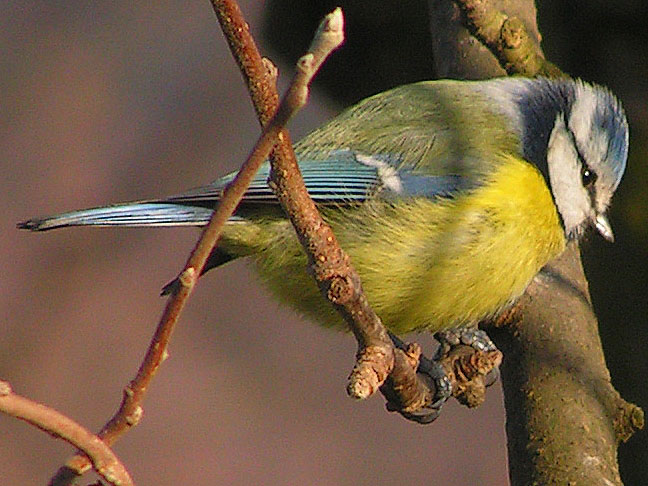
[1,1,646,485]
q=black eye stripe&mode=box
[566,122,597,191]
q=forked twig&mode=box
[211,1,502,420]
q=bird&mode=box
[19,77,628,340]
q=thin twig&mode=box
[49,5,359,486]
[0,381,133,486]
[265,10,397,399]
[47,13,332,486]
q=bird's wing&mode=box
[164,149,472,208]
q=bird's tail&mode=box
[17,202,214,232]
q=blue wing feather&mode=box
[167,149,469,207]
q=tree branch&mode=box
[492,244,643,485]
[212,0,430,408]
[212,0,504,421]
[0,381,133,486]
[452,0,561,76]
[430,0,643,484]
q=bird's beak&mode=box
[595,214,615,242]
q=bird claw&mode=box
[428,360,453,409]
[385,332,453,424]
[434,327,497,359]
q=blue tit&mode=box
[19,77,628,336]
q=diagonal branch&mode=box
[50,5,369,486]
[211,0,439,410]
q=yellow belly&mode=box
[225,155,566,334]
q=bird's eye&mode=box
[581,166,597,188]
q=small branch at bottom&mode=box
[0,381,133,486]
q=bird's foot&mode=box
[395,358,452,424]
[383,329,500,424]
[384,333,452,424]
[434,327,497,359]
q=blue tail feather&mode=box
[17,203,214,232]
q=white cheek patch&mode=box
[547,115,591,237]
[354,152,404,194]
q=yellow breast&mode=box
[233,155,566,334]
